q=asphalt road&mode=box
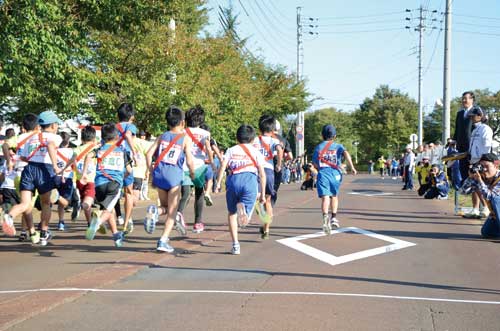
[1,175,499,331]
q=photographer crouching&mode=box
[417,164,449,199]
[468,153,500,238]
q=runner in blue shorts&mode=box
[216,125,266,255]
[145,106,195,253]
[312,124,357,234]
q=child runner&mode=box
[216,125,266,255]
[178,105,214,234]
[85,123,131,247]
[2,111,62,245]
[115,103,138,234]
[312,124,357,234]
[199,123,222,206]
[0,114,38,241]
[132,133,152,202]
[144,106,195,253]
[55,132,77,231]
[74,126,98,226]
[252,115,283,239]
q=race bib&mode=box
[159,142,182,165]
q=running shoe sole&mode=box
[204,195,213,207]
[2,216,16,237]
[174,212,187,236]
[86,212,100,240]
[236,203,249,228]
[323,219,332,235]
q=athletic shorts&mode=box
[123,172,134,188]
[226,172,258,215]
[205,165,213,182]
[316,168,342,197]
[54,176,74,201]
[133,177,143,191]
[76,180,96,199]
[95,181,122,212]
[258,168,275,196]
[0,188,20,205]
[20,162,56,195]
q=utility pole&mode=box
[417,5,424,147]
[442,0,452,143]
[295,6,304,160]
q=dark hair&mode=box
[117,103,135,122]
[258,115,275,133]
[5,128,15,138]
[60,132,71,148]
[101,122,118,142]
[186,105,205,127]
[236,125,256,144]
[81,125,96,143]
[166,106,184,128]
[40,124,51,130]
[22,113,38,131]
[200,123,210,132]
[462,91,475,102]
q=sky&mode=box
[203,0,500,113]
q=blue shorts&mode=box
[153,163,183,191]
[226,173,258,215]
[205,164,213,181]
[55,176,74,200]
[20,162,56,195]
[123,172,134,188]
[317,168,342,197]
[258,168,275,196]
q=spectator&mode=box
[391,158,398,177]
[377,156,386,177]
[446,140,462,190]
[368,160,374,175]
[402,146,415,190]
[415,156,431,187]
[454,91,475,182]
[417,164,449,199]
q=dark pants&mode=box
[271,170,282,206]
[177,185,204,223]
[403,165,413,189]
[481,196,500,238]
[459,158,470,185]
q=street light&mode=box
[353,141,359,164]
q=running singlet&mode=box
[56,147,76,178]
[116,122,137,153]
[155,132,185,168]
[21,132,62,164]
[185,127,210,168]
[252,135,281,170]
[74,142,98,182]
[95,144,128,186]
[225,144,265,175]
[313,141,345,170]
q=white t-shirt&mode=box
[185,127,210,169]
[20,132,62,164]
[0,165,16,189]
[224,144,265,175]
[251,135,282,170]
[57,147,76,178]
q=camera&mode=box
[470,163,484,173]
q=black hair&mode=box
[22,113,38,131]
[236,125,256,144]
[200,123,210,132]
[40,124,51,130]
[117,103,135,122]
[258,115,275,133]
[166,106,184,128]
[185,105,205,128]
[81,125,96,143]
[101,122,118,142]
[5,128,15,138]
[462,91,475,102]
[60,132,71,148]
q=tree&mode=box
[353,85,418,160]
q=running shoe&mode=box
[2,214,16,237]
[117,216,125,226]
[156,239,174,253]
[322,214,332,235]
[192,222,205,234]
[57,221,65,231]
[18,231,28,242]
[113,231,124,247]
[261,231,270,240]
[204,194,213,207]
[71,204,81,222]
[97,224,107,235]
[480,209,490,218]
[174,212,187,236]
[236,203,249,228]
[39,230,52,246]
[231,242,241,255]
[144,205,159,234]
[463,210,481,219]
[126,220,134,234]
[30,231,40,245]
[49,189,59,204]
[330,217,340,229]
[86,211,100,240]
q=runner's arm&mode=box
[258,163,267,203]
[205,137,215,168]
[47,140,62,174]
[184,136,195,180]
[2,142,12,171]
[276,144,283,172]
[215,157,228,192]
[146,137,161,175]
[343,150,357,175]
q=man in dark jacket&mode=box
[453,91,475,182]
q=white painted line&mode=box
[277,227,416,267]
[0,288,499,305]
[348,192,394,197]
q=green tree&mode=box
[353,85,418,160]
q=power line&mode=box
[316,18,403,27]
[312,10,406,20]
[258,0,295,32]
[454,29,500,37]
[317,27,403,34]
[252,0,296,44]
[268,0,291,23]
[454,21,500,29]
[453,13,500,21]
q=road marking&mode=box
[277,227,416,266]
[0,288,498,305]
[348,191,394,197]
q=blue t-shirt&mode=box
[116,122,137,153]
[95,144,128,187]
[312,141,345,172]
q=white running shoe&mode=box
[330,217,340,229]
[236,203,249,228]
[322,214,332,235]
[174,212,187,236]
[231,242,241,255]
[144,205,158,234]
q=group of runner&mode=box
[0,104,357,254]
